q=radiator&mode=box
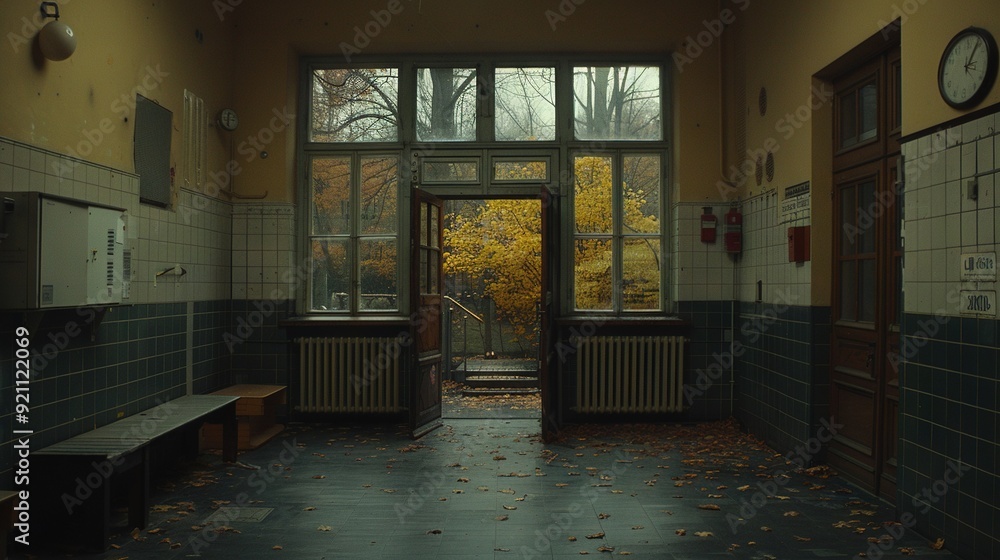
[574,336,686,413]
[296,337,401,413]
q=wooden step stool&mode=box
[201,385,286,451]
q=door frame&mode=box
[409,188,445,438]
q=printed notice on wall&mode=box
[960,252,996,282]
[780,182,810,224]
[960,290,996,317]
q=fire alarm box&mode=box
[788,225,810,262]
[700,207,717,243]
[724,207,742,253]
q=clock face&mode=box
[939,28,999,109]
[219,108,239,131]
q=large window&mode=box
[573,153,662,312]
[309,154,400,312]
[302,57,668,316]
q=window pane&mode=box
[422,160,480,183]
[493,160,548,182]
[859,83,878,142]
[311,68,398,142]
[574,66,661,140]
[859,259,876,323]
[574,156,613,234]
[495,67,556,141]
[840,260,857,322]
[311,156,351,235]
[360,156,398,234]
[840,185,855,256]
[311,239,349,311]
[623,155,660,234]
[417,67,477,141]
[839,91,857,148]
[575,238,613,311]
[359,238,398,310]
[858,180,876,254]
[430,205,440,249]
[623,238,660,310]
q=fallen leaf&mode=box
[694,531,713,538]
[317,525,332,532]
[272,545,283,550]
[312,475,326,479]
[899,547,915,555]
[495,515,509,521]
[457,477,470,483]
[427,529,442,535]
[148,528,165,535]
[761,526,773,532]
[698,504,721,511]
[503,505,517,510]
[598,512,610,519]
[631,525,644,530]
[675,529,687,536]
[793,535,812,542]
[738,485,751,491]
[930,538,945,550]
[784,511,800,517]
[586,531,605,539]
[597,545,615,552]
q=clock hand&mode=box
[966,39,982,71]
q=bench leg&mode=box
[222,404,238,462]
[127,448,150,533]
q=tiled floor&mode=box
[14,415,958,560]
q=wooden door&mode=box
[828,46,901,501]
[410,189,444,437]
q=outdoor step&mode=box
[464,375,540,389]
[461,387,541,397]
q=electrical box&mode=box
[788,225,810,263]
[0,192,126,309]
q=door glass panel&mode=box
[840,260,857,321]
[311,239,350,311]
[574,155,613,234]
[422,159,480,183]
[311,156,351,234]
[417,67,477,141]
[310,68,399,143]
[493,159,549,182]
[858,180,876,254]
[623,238,660,310]
[360,155,398,234]
[430,251,440,294]
[839,91,858,148]
[420,202,429,246]
[359,239,397,311]
[860,259,876,323]
[859,83,878,142]
[575,238,613,311]
[840,185,856,255]
[622,155,660,234]
[430,205,440,248]
[495,67,557,141]
[573,66,661,141]
[420,249,429,294]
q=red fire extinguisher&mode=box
[725,207,742,254]
[700,207,717,243]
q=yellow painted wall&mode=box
[0,0,235,189]
[734,0,1000,306]
[230,0,732,202]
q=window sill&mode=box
[556,316,690,327]
[279,316,412,328]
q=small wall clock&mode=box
[938,27,998,110]
[218,108,239,131]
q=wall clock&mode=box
[938,27,998,110]
[218,108,239,131]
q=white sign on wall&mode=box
[780,182,810,224]
[960,290,996,316]
[960,252,997,282]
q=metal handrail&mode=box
[444,295,484,323]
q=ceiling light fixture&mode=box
[37,2,76,61]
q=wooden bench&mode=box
[33,395,238,552]
[202,384,286,450]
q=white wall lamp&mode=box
[37,2,76,61]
